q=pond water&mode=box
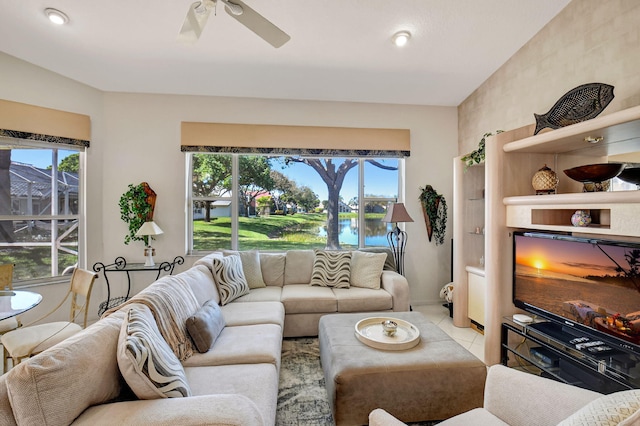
[317,218,392,247]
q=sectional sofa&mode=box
[0,248,409,425]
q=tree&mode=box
[237,156,274,217]
[192,154,231,222]
[57,153,79,173]
[270,170,295,212]
[287,158,396,249]
[0,150,13,242]
[295,185,320,213]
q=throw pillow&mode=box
[358,247,397,271]
[117,306,191,399]
[350,251,386,289]
[222,249,267,289]
[558,389,640,426]
[310,250,351,288]
[186,299,226,353]
[212,255,250,305]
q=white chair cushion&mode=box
[0,317,18,333]
[1,321,81,357]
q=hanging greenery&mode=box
[119,182,156,245]
[419,185,447,246]
[460,130,504,169]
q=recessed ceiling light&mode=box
[44,8,69,25]
[392,31,411,47]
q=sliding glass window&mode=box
[188,153,401,253]
[0,141,84,282]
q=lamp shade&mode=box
[135,221,164,237]
[382,203,414,223]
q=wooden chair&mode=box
[1,267,97,371]
[0,264,20,334]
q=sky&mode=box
[274,158,399,202]
[11,150,400,203]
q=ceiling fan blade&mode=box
[222,0,290,48]
[178,1,214,43]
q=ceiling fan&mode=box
[178,0,290,48]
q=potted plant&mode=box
[461,130,504,168]
[419,185,447,245]
[119,182,156,245]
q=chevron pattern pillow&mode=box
[310,250,352,288]
[117,306,191,399]
[212,255,250,305]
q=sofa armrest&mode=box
[484,364,601,426]
[72,394,265,426]
[380,270,410,311]
[368,408,407,426]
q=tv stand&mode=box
[501,316,640,393]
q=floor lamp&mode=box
[382,203,414,276]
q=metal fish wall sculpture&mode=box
[533,83,614,135]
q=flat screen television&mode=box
[513,231,640,355]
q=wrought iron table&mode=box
[93,256,184,316]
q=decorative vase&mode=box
[571,210,591,227]
[532,164,559,195]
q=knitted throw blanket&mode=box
[103,275,200,361]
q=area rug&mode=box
[276,337,439,426]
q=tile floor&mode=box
[412,303,485,363]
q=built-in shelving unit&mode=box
[452,159,485,329]
[479,105,640,366]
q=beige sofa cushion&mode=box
[186,363,279,426]
[221,301,285,328]
[233,286,282,303]
[118,306,191,399]
[350,250,386,289]
[332,287,393,312]
[222,250,267,289]
[284,250,314,284]
[281,284,337,314]
[260,252,286,286]
[184,264,220,306]
[182,323,282,369]
[5,311,125,426]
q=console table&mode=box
[93,256,184,316]
[501,315,640,393]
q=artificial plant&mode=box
[460,130,504,168]
[419,185,447,246]
[119,182,156,245]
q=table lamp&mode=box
[381,203,413,276]
[135,221,164,267]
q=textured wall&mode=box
[458,0,640,156]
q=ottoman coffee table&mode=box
[319,312,486,425]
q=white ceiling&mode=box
[0,1,571,106]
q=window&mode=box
[189,153,401,252]
[0,142,84,283]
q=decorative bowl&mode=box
[381,320,398,336]
[563,163,625,183]
[617,168,640,187]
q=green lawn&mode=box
[193,213,330,251]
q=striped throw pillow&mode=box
[310,250,352,288]
[212,255,250,305]
[117,306,191,399]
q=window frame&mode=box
[187,153,404,254]
[0,138,86,285]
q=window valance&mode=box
[0,99,90,148]
[180,122,410,157]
